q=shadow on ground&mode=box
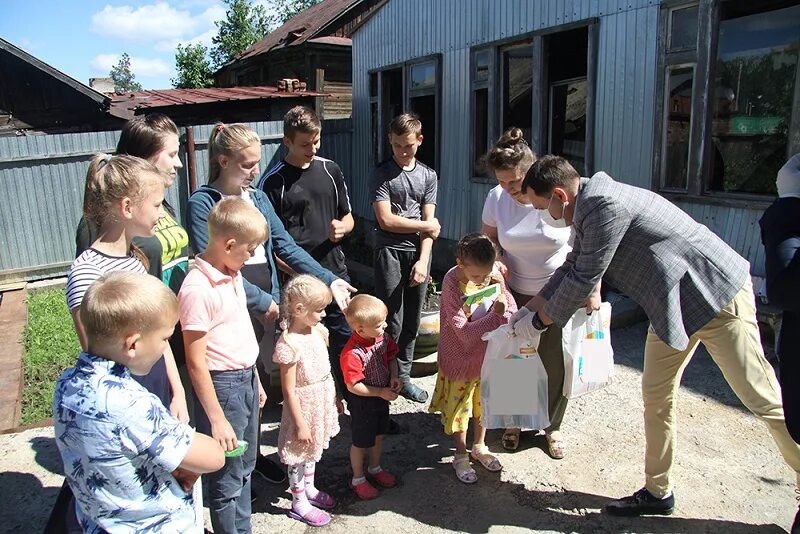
[0,471,61,532]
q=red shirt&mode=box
[340,333,398,388]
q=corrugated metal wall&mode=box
[350,0,768,276]
[0,118,352,282]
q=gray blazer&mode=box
[539,172,749,350]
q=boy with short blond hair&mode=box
[340,294,401,499]
[180,197,270,534]
[370,112,440,403]
[53,271,224,533]
[258,105,354,404]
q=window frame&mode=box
[653,0,800,208]
[368,53,442,170]
[468,19,598,183]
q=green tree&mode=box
[210,0,270,68]
[110,53,142,93]
[265,0,322,28]
[172,43,214,89]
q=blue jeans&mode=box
[194,366,258,534]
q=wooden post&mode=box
[186,126,197,193]
[315,68,326,119]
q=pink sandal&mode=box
[308,491,337,510]
[288,505,332,527]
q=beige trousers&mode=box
[642,279,800,497]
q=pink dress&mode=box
[274,328,340,465]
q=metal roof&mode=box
[233,0,362,61]
[109,86,328,113]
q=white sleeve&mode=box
[482,187,500,227]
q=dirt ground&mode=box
[1,321,796,533]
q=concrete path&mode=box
[0,289,26,430]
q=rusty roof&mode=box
[234,0,361,62]
[109,85,327,113]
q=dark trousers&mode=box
[194,367,259,534]
[778,311,800,443]
[374,247,428,382]
[325,297,352,400]
[510,289,568,432]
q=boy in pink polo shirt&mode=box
[179,197,269,534]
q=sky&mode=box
[1,0,275,90]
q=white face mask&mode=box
[540,193,568,228]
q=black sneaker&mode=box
[604,488,674,517]
[399,383,429,403]
[254,455,286,484]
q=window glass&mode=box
[410,61,436,90]
[669,6,698,51]
[662,66,694,190]
[370,102,379,164]
[473,87,489,176]
[502,45,533,142]
[708,3,800,194]
[475,50,490,82]
[550,79,588,176]
[369,72,378,97]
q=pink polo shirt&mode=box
[178,255,258,371]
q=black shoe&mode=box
[254,455,286,484]
[604,488,674,517]
[386,417,404,434]
[399,383,429,403]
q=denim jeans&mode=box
[194,366,258,534]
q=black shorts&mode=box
[349,395,390,448]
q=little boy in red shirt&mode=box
[340,294,401,499]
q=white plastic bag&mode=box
[480,325,551,430]
[561,302,614,399]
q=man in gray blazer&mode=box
[511,155,800,517]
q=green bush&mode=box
[22,288,80,425]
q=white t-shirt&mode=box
[481,185,572,295]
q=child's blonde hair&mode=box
[280,274,332,325]
[207,197,269,245]
[80,271,178,344]
[82,154,164,268]
[208,123,261,183]
[344,294,388,328]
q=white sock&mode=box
[352,475,366,485]
[288,464,311,514]
[367,465,382,475]
[304,461,320,500]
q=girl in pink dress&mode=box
[274,275,341,527]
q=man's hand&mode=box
[508,307,531,329]
[169,393,190,423]
[409,260,429,287]
[513,312,547,339]
[585,286,602,314]
[171,467,200,492]
[379,387,399,402]
[257,379,267,409]
[264,300,279,323]
[330,278,356,311]
[329,218,347,243]
[424,218,441,240]
[211,417,238,452]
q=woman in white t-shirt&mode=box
[480,128,598,459]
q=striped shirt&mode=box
[66,248,146,310]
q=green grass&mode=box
[21,288,80,425]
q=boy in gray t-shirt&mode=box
[369,113,440,403]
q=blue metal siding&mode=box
[0,119,352,282]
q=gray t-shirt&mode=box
[369,158,438,251]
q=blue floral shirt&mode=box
[53,353,195,533]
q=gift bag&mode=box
[561,302,614,399]
[480,325,551,430]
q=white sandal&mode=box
[453,454,478,484]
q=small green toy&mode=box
[224,440,248,458]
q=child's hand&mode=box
[380,387,399,402]
[171,467,200,492]
[389,376,401,392]
[335,396,345,415]
[169,394,190,423]
[211,417,238,452]
[297,422,313,442]
[493,293,507,316]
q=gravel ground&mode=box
[1,322,796,533]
